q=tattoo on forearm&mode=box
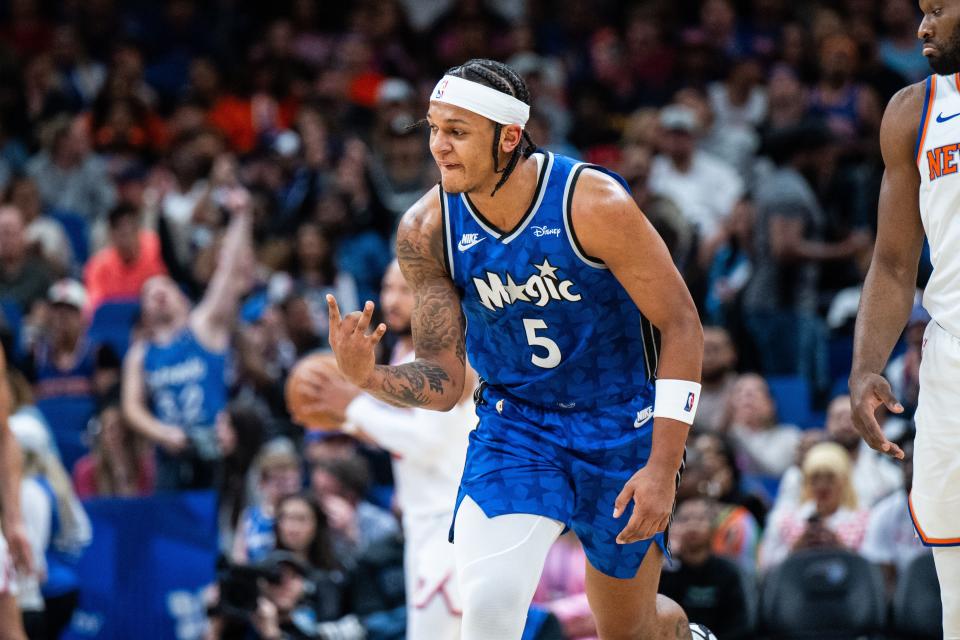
[378,361,452,407]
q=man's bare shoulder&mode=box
[881,80,929,160]
[398,185,443,239]
[396,185,447,283]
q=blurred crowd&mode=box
[0,0,935,638]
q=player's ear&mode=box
[499,124,523,154]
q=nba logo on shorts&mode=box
[434,79,449,99]
[684,393,695,412]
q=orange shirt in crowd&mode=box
[83,230,167,312]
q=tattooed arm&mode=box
[325,187,466,411]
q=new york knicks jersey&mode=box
[143,328,227,429]
[442,151,658,409]
[918,73,960,338]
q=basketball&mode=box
[285,351,347,431]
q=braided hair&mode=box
[443,59,538,196]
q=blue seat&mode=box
[767,375,817,428]
[48,209,89,266]
[36,395,96,472]
[87,299,140,358]
[0,298,22,359]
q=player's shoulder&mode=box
[574,166,632,207]
[570,166,636,224]
[398,184,443,238]
[881,79,929,149]
[396,185,447,276]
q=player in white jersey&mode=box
[0,346,34,640]
[298,261,474,640]
[850,3,960,636]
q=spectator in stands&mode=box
[773,394,902,513]
[10,412,91,640]
[877,0,928,82]
[232,300,296,420]
[121,186,252,491]
[759,442,870,572]
[722,373,801,477]
[742,123,870,391]
[683,432,763,575]
[310,456,399,561]
[274,493,337,573]
[531,533,597,639]
[216,401,265,554]
[703,200,754,329]
[83,202,167,313]
[290,221,359,340]
[233,438,303,565]
[72,398,155,499]
[26,114,117,224]
[695,326,739,433]
[6,176,72,276]
[618,142,692,269]
[0,204,54,313]
[208,551,364,640]
[27,279,97,405]
[659,497,751,638]
[649,104,744,243]
[302,432,359,468]
[808,34,882,147]
[278,290,325,357]
[860,434,927,596]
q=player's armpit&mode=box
[368,188,467,411]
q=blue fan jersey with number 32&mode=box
[442,151,658,409]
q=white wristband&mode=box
[653,379,702,425]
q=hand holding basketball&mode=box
[285,352,353,431]
[326,295,387,388]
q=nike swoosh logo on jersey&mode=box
[937,112,960,123]
[634,406,654,428]
[458,236,486,251]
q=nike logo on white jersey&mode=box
[634,406,653,428]
[458,234,486,252]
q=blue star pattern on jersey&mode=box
[442,151,658,410]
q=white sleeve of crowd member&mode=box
[859,498,895,565]
[345,395,449,462]
[20,479,50,578]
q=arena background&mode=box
[0,0,939,638]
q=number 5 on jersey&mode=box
[523,318,562,369]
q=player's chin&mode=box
[439,172,469,194]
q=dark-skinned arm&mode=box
[573,169,703,543]
[849,82,928,460]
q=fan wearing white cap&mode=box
[323,59,706,639]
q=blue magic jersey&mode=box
[442,151,658,409]
[143,328,227,429]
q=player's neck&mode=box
[467,155,540,232]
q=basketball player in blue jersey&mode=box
[324,59,705,640]
[122,186,253,491]
[851,2,960,636]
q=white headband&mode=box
[429,75,530,127]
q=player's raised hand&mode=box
[326,295,387,388]
[613,464,676,545]
[849,372,905,460]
